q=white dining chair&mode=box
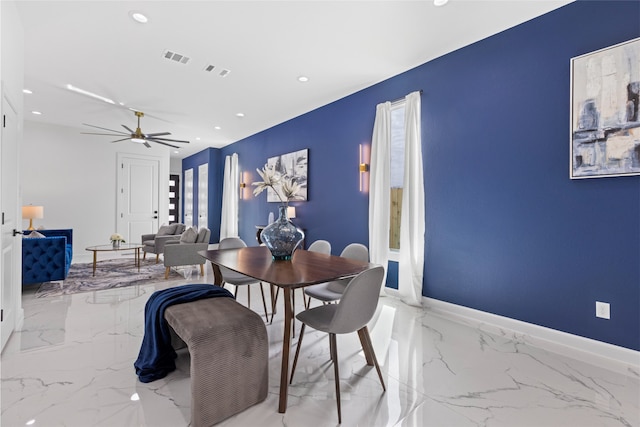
[270,239,332,324]
[289,265,386,424]
[218,237,269,322]
[304,243,368,308]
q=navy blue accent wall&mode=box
[207,1,639,351]
[182,148,222,243]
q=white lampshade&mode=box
[22,205,44,220]
[287,206,296,219]
[22,205,44,230]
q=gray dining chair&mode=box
[304,243,368,308]
[218,237,269,322]
[270,239,332,324]
[289,265,386,424]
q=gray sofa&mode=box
[163,227,210,279]
[141,223,186,263]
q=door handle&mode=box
[13,229,23,236]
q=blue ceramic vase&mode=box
[260,205,304,260]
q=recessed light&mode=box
[23,89,33,94]
[214,126,221,130]
[297,76,309,83]
[31,111,42,115]
[130,11,148,23]
[434,0,449,6]
[236,113,245,118]
[196,137,201,141]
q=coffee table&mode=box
[85,243,144,276]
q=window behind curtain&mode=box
[390,102,405,250]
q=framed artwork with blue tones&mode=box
[570,37,640,179]
[266,149,308,202]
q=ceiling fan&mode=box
[82,110,190,149]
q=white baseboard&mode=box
[383,288,639,376]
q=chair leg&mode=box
[330,333,341,424]
[359,326,386,392]
[199,264,204,276]
[270,287,280,324]
[259,283,269,322]
[155,254,159,264]
[143,252,147,260]
[289,323,306,384]
[164,267,170,279]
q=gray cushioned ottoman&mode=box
[164,297,268,426]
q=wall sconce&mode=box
[240,171,252,200]
[359,143,370,192]
[22,205,44,230]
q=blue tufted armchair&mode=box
[22,229,73,286]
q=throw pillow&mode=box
[25,231,45,238]
[157,224,177,236]
[196,228,209,243]
[180,227,198,243]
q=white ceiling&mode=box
[16,0,573,158]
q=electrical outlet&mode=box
[596,301,610,319]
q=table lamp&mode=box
[22,205,44,230]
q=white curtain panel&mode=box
[398,91,425,307]
[368,101,392,295]
[219,153,239,239]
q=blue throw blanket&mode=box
[134,284,234,383]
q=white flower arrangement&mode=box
[252,164,302,205]
[110,233,126,243]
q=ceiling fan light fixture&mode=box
[131,137,146,144]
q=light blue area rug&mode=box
[34,258,189,298]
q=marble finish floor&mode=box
[2,263,639,427]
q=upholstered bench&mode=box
[164,297,268,427]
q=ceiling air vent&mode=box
[162,50,190,65]
[204,64,216,72]
[219,69,231,77]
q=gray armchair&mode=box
[163,227,211,279]
[141,223,186,263]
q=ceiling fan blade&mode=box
[144,132,171,137]
[83,123,129,135]
[147,139,180,149]
[144,141,152,148]
[81,132,129,136]
[149,137,190,144]
[111,138,132,143]
[122,124,136,134]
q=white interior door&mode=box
[198,163,208,229]
[184,168,193,227]
[117,154,160,243]
[1,95,20,351]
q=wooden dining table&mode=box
[199,245,374,413]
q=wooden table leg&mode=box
[92,250,97,276]
[278,286,292,413]
[136,248,140,271]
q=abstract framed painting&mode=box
[570,37,640,179]
[266,149,308,202]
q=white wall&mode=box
[21,121,170,263]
